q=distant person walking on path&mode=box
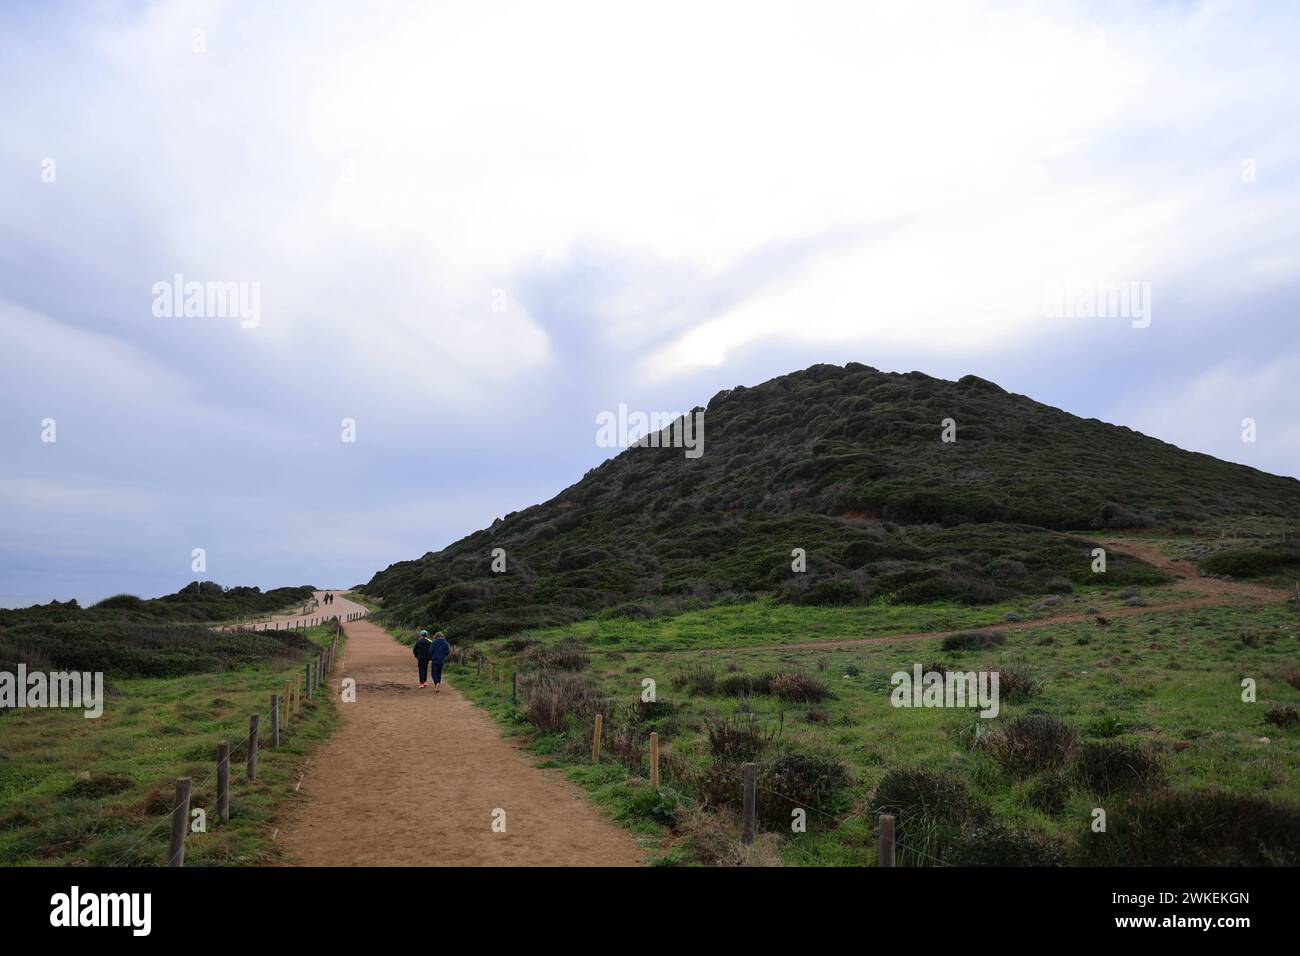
[428,631,451,692]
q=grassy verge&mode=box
[343,591,383,613]
[516,585,1218,654]
[466,597,1300,865]
[0,624,343,866]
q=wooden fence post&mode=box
[878,813,896,866]
[591,713,603,762]
[477,655,482,677]
[247,715,260,781]
[270,694,280,747]
[294,673,301,715]
[741,762,757,844]
[168,776,192,867]
[511,671,518,705]
[282,681,291,730]
[305,662,313,698]
[650,731,660,789]
[216,741,230,824]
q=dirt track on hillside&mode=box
[273,611,643,867]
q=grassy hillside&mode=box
[364,363,1300,639]
[0,622,340,866]
[0,584,343,866]
[454,598,1300,866]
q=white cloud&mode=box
[1123,354,1300,480]
[2,0,1299,600]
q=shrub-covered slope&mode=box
[0,581,316,628]
[364,363,1300,637]
[0,582,318,677]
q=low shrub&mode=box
[670,663,718,696]
[704,712,781,764]
[869,768,989,828]
[868,768,990,865]
[717,672,773,697]
[1199,546,1300,579]
[1021,771,1073,815]
[1264,706,1299,729]
[1072,791,1300,865]
[941,629,1005,652]
[996,664,1041,703]
[525,640,590,672]
[1073,741,1164,795]
[770,672,833,703]
[981,714,1077,775]
[949,823,1066,866]
[631,697,676,723]
[754,752,850,827]
[523,672,602,733]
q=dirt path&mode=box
[274,613,644,867]
[698,537,1292,656]
[1090,536,1284,602]
[220,590,363,632]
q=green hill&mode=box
[363,363,1300,639]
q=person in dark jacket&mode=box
[428,631,451,692]
[413,629,434,687]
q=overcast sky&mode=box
[2,0,1298,606]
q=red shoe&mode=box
[419,682,427,688]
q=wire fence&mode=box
[107,615,358,866]
[455,648,947,867]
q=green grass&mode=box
[0,624,343,866]
[342,590,383,612]
[514,585,1216,653]
[468,598,1300,865]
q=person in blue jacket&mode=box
[427,631,451,692]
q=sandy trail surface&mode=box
[274,612,644,867]
[220,590,361,631]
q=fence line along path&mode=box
[273,616,644,867]
[219,590,370,633]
